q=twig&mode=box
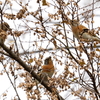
[0,42,65,100]
[0,61,21,100]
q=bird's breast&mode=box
[71,25,88,39]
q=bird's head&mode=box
[44,56,52,65]
[70,20,80,26]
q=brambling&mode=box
[0,22,11,31]
[68,19,100,42]
[0,22,11,43]
[40,56,55,83]
[0,29,7,43]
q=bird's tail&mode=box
[92,36,100,42]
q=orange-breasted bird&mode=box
[40,56,55,83]
[68,19,100,42]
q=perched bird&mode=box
[40,56,55,83]
[0,22,11,43]
[0,22,11,31]
[68,20,100,42]
[0,29,7,43]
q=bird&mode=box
[40,56,55,83]
[0,29,7,43]
[68,19,100,42]
[0,22,11,31]
[0,22,11,43]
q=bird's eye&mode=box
[71,20,74,24]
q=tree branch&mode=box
[0,42,65,100]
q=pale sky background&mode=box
[0,0,100,100]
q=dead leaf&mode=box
[42,0,48,6]
[28,58,33,63]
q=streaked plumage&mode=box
[69,20,100,42]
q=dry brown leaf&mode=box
[42,0,47,6]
